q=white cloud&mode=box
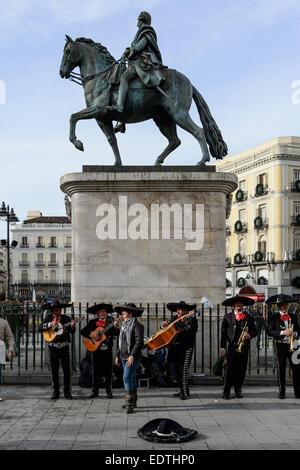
[0,0,162,38]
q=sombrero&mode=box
[222,295,255,307]
[266,294,298,305]
[137,418,197,443]
[114,303,144,317]
[41,299,72,311]
[167,301,197,312]
[86,302,114,314]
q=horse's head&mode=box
[59,35,80,79]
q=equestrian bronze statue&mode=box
[59,11,227,166]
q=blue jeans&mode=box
[121,359,140,392]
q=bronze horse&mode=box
[59,36,227,166]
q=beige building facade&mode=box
[10,211,72,301]
[214,136,300,299]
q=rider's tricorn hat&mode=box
[266,294,298,305]
[114,303,144,317]
[86,302,114,314]
[222,296,254,307]
[41,299,72,311]
[167,300,197,312]
[137,418,197,443]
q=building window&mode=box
[37,270,44,282]
[37,236,44,247]
[258,235,267,254]
[294,170,300,182]
[239,238,246,256]
[50,270,56,282]
[294,201,300,215]
[239,180,246,191]
[37,253,44,265]
[65,253,72,265]
[239,209,246,223]
[258,173,266,186]
[50,253,57,266]
[65,236,72,248]
[258,204,267,221]
[21,236,28,247]
[294,236,300,251]
[21,270,28,282]
[66,270,71,282]
[50,237,57,248]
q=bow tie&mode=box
[96,320,106,328]
[235,313,245,321]
[280,313,290,322]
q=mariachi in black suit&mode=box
[221,311,258,396]
[267,312,300,397]
[39,312,76,396]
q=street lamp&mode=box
[0,202,19,300]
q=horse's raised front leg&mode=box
[96,120,122,166]
[69,104,100,151]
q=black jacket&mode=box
[267,312,300,342]
[221,311,258,349]
[168,314,198,350]
[80,316,117,350]
[118,320,144,360]
[39,313,76,343]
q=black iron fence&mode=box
[0,302,289,376]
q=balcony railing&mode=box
[64,262,72,266]
[36,244,45,248]
[64,244,72,248]
[20,244,29,248]
[19,262,29,266]
[48,263,58,267]
[48,244,57,248]
[254,184,268,197]
[35,262,45,267]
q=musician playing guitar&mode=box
[39,300,76,400]
[162,301,198,400]
[80,302,119,399]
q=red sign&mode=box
[240,294,265,302]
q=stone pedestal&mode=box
[60,166,237,304]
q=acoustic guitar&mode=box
[43,316,85,343]
[83,315,121,352]
[145,311,196,352]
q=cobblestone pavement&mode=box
[1,385,300,450]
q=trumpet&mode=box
[288,320,294,353]
[235,322,248,353]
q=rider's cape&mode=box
[128,25,165,88]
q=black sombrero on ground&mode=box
[137,418,197,443]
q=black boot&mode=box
[223,388,230,399]
[89,389,99,398]
[64,391,73,400]
[51,391,60,400]
[235,388,243,398]
[278,389,285,399]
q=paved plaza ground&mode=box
[0,385,300,451]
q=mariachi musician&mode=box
[220,295,257,399]
[80,302,119,398]
[39,299,76,400]
[162,301,198,400]
[266,293,300,399]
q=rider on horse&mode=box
[108,11,165,132]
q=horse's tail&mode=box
[192,85,228,160]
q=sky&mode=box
[1,0,300,234]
